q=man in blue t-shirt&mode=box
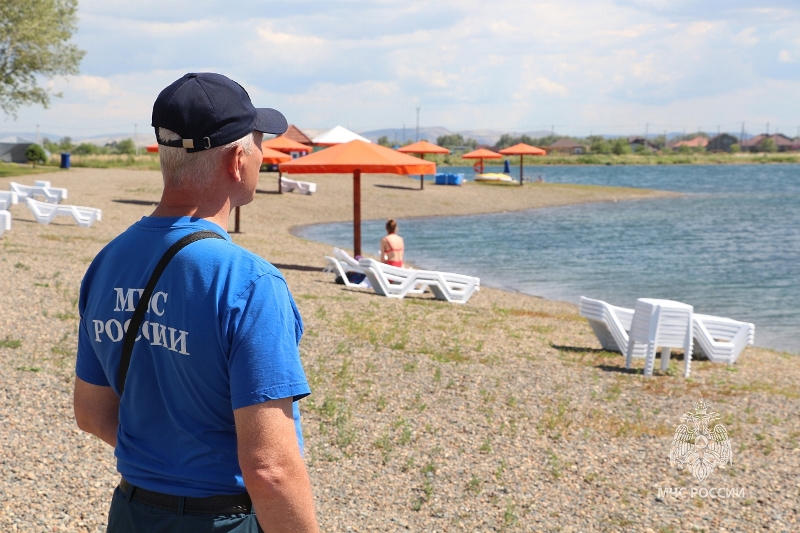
[73,73,319,533]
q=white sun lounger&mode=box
[324,256,370,288]
[10,181,68,203]
[0,191,18,210]
[358,258,479,304]
[324,248,428,293]
[692,314,754,364]
[25,197,102,227]
[334,247,363,273]
[578,296,647,358]
[0,210,10,236]
[280,177,316,195]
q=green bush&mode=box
[25,144,47,166]
[611,138,631,155]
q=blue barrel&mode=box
[60,153,71,169]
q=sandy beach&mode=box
[1,168,798,532]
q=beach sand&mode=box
[1,168,797,532]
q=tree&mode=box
[0,0,85,116]
[117,138,136,155]
[437,133,465,148]
[588,136,611,154]
[25,143,47,166]
[58,136,74,152]
[759,138,778,153]
[376,135,390,147]
[611,138,631,155]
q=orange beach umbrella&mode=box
[461,148,502,174]
[261,146,292,164]
[280,140,436,256]
[396,140,450,190]
[263,136,311,155]
[498,143,546,185]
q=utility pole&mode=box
[645,123,649,139]
[740,122,745,145]
[766,122,770,135]
[134,124,139,155]
[402,124,406,144]
[36,125,40,146]
[415,107,420,142]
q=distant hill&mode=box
[0,131,152,147]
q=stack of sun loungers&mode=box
[280,177,316,195]
[692,313,755,364]
[578,297,647,359]
[10,180,68,203]
[0,191,18,211]
[24,197,102,227]
[579,296,755,376]
[626,298,694,378]
[0,209,10,237]
[358,257,480,304]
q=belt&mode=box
[119,478,252,515]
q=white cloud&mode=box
[5,0,800,137]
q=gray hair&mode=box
[157,128,257,187]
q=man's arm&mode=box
[73,377,120,447]
[235,398,319,533]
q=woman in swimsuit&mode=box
[380,219,405,267]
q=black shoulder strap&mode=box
[117,230,225,395]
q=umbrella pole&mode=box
[420,153,424,190]
[519,155,524,185]
[353,169,362,257]
[278,170,283,194]
[234,206,241,233]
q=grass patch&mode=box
[426,345,470,363]
[0,337,22,349]
[55,153,162,170]
[0,163,54,178]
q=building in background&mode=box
[546,138,587,155]
[706,134,739,153]
[740,133,796,152]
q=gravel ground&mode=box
[1,168,797,532]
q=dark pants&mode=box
[107,487,264,533]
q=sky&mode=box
[5,0,800,140]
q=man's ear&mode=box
[226,145,246,183]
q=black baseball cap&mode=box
[152,73,287,153]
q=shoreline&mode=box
[1,168,797,532]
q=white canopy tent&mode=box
[312,126,371,146]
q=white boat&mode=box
[474,173,515,183]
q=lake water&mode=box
[296,164,800,354]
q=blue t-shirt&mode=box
[76,216,310,497]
